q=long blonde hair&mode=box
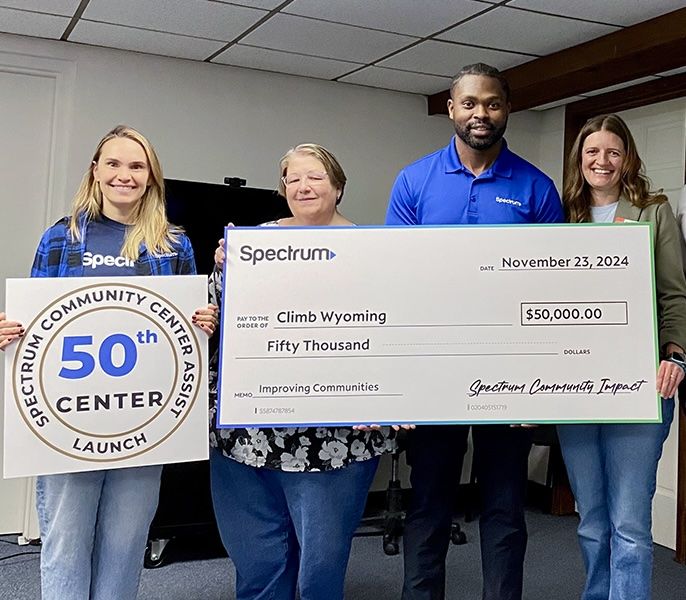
[69,125,179,259]
[564,114,666,223]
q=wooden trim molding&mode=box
[427,8,686,115]
[678,408,686,564]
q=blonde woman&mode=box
[0,125,217,600]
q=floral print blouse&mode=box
[208,224,396,471]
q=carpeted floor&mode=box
[1,510,685,599]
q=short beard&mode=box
[455,119,507,151]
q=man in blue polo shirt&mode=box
[386,63,563,600]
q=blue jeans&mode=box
[36,466,162,600]
[557,398,674,600]
[210,449,379,600]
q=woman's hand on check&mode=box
[214,223,235,269]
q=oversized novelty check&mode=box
[217,225,659,427]
[4,276,208,478]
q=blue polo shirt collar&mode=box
[444,136,513,179]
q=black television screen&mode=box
[164,178,291,275]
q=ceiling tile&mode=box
[213,44,361,79]
[438,6,618,55]
[582,76,661,96]
[0,6,69,38]
[379,40,530,77]
[69,20,226,60]
[530,96,587,111]
[509,0,686,26]
[240,13,414,63]
[83,0,267,41]
[339,65,453,95]
[216,0,284,8]
[0,0,80,15]
[284,0,487,37]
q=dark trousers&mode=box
[402,425,533,600]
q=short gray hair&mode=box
[278,143,347,205]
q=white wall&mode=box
[0,32,453,226]
[0,28,560,225]
[505,111,544,166]
[535,107,566,193]
[619,98,686,211]
[0,30,561,227]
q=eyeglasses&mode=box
[281,172,329,187]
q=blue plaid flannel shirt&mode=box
[30,214,197,277]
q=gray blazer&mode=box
[615,197,686,353]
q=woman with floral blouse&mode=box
[208,144,395,600]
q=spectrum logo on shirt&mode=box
[495,196,523,207]
[82,252,135,269]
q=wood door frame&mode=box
[563,74,686,564]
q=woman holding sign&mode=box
[557,113,686,600]
[0,125,216,600]
[209,143,396,600]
